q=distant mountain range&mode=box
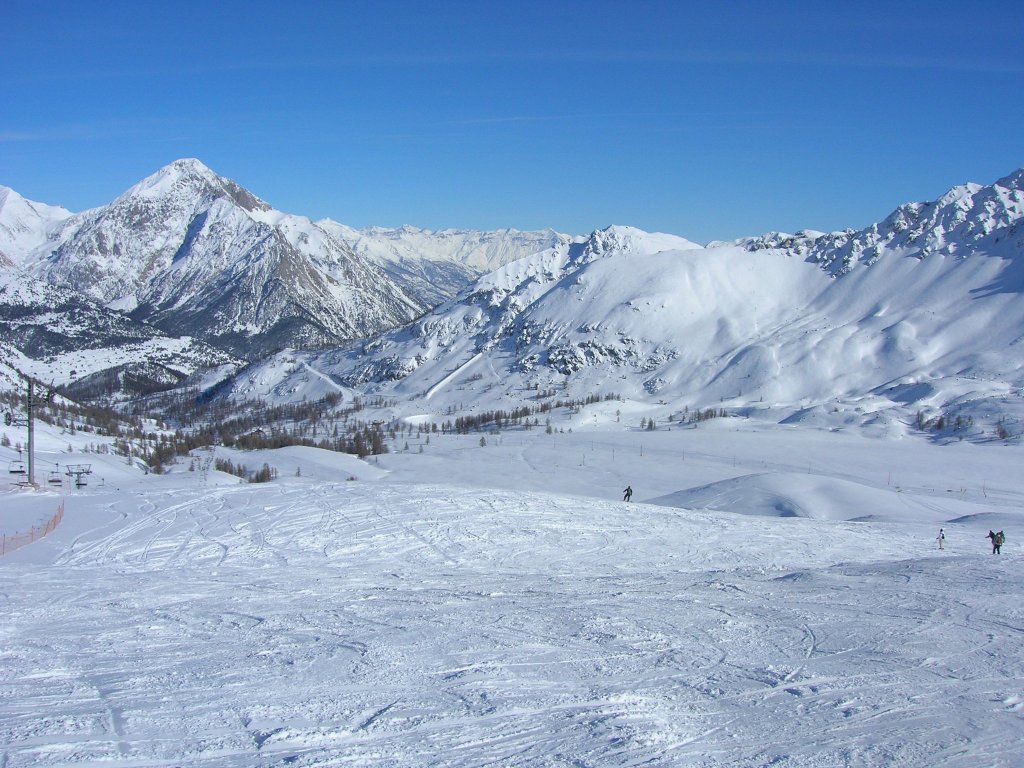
[2,161,1023,435]
[0,160,563,354]
[0,160,563,393]
[217,169,1024,438]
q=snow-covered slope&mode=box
[2,413,1022,767]
[220,170,1024,438]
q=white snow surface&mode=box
[2,164,1024,765]
[2,416,1022,767]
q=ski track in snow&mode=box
[2,477,1022,767]
[426,353,483,401]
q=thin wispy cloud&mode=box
[0,126,118,143]
[442,115,582,126]
[7,46,1022,87]
[0,117,217,144]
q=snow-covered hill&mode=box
[218,170,1024,439]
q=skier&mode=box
[623,485,633,502]
[987,530,1004,554]
[937,528,945,550]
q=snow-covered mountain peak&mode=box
[9,160,422,356]
[933,181,984,210]
[0,185,73,263]
[27,161,281,308]
[0,185,20,210]
[118,158,271,214]
[994,167,1024,192]
[726,168,1024,276]
[780,167,1024,275]
[462,224,697,305]
[710,229,837,254]
[580,225,702,260]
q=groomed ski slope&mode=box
[2,423,1022,767]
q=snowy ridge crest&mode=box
[735,170,1024,274]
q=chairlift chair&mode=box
[8,460,26,475]
[48,470,63,485]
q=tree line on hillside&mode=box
[0,387,394,476]
[437,393,623,435]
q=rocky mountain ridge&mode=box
[720,168,1024,275]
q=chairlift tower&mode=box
[4,375,55,487]
[64,463,92,488]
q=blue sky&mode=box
[2,0,1022,242]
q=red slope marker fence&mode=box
[1,501,64,556]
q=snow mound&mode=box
[647,472,903,521]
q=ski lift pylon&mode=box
[65,463,92,488]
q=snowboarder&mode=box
[623,485,633,502]
[937,528,945,550]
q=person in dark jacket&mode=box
[623,486,633,502]
[987,530,1004,554]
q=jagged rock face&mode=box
[806,169,1024,274]
[35,159,273,303]
[122,198,424,358]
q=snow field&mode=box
[2,421,1023,767]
